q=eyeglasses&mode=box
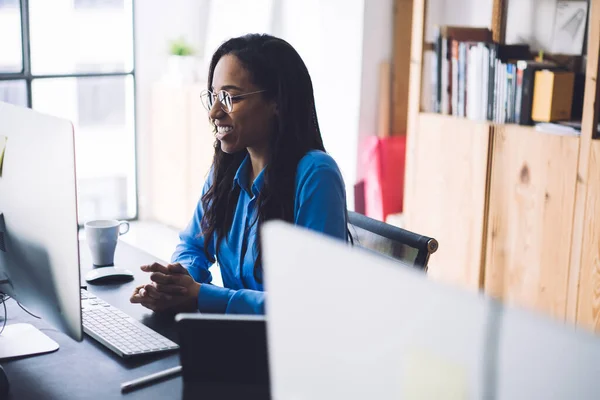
[200,89,266,114]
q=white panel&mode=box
[263,220,600,400]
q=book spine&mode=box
[515,64,524,123]
[474,44,482,120]
[511,64,518,123]
[451,40,459,116]
[441,37,449,114]
[487,44,497,121]
[507,64,512,123]
[503,65,509,124]
[501,63,507,124]
[458,42,466,118]
[434,26,442,113]
[480,43,489,121]
[466,44,476,119]
[520,67,536,125]
[493,59,499,123]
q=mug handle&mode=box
[118,221,130,236]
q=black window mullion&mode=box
[20,0,32,107]
[30,72,134,80]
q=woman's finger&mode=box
[145,284,172,300]
[129,284,146,303]
[139,300,158,311]
[130,293,143,303]
[167,263,188,274]
[150,272,175,284]
[140,262,170,274]
[155,283,187,294]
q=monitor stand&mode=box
[0,323,59,359]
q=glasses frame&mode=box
[200,89,267,113]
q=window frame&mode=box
[0,0,139,222]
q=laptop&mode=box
[261,221,600,400]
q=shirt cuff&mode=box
[197,284,234,313]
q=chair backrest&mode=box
[347,211,438,270]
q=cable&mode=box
[16,301,40,319]
[0,292,41,338]
[0,295,7,335]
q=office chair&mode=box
[347,211,438,271]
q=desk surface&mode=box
[3,240,183,400]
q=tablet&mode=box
[175,313,269,387]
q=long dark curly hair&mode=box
[201,33,344,281]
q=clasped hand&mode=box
[129,262,200,313]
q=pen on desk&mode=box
[121,365,182,393]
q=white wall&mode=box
[425,0,561,52]
[356,0,394,184]
[274,0,366,209]
[505,0,558,51]
[425,0,493,42]
[134,0,208,219]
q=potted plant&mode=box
[167,37,197,83]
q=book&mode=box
[487,45,497,121]
[451,40,459,116]
[458,42,467,118]
[516,60,563,125]
[435,26,492,116]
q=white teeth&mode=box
[217,126,233,134]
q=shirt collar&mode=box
[233,154,266,197]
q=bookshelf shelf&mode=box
[417,111,580,136]
[403,0,599,329]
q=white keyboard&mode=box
[81,288,179,358]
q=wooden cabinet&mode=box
[404,113,491,290]
[484,125,579,319]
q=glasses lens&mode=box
[200,90,214,111]
[218,91,233,113]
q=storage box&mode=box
[531,70,575,122]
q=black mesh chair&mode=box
[348,211,438,271]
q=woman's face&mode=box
[209,54,276,155]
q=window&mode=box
[74,0,124,9]
[0,0,19,8]
[75,75,127,127]
[0,0,23,73]
[0,0,137,223]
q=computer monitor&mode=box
[0,102,82,359]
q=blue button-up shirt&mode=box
[171,150,347,315]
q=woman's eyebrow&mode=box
[212,84,245,92]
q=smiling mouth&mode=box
[216,125,233,140]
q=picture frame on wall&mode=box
[550,0,589,55]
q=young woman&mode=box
[130,34,348,315]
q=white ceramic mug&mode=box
[85,220,130,266]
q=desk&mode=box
[3,240,182,400]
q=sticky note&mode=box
[0,136,6,177]
[403,347,468,400]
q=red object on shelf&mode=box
[358,135,406,221]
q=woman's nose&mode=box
[208,99,225,120]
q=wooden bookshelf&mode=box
[403,0,600,329]
[568,0,600,330]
